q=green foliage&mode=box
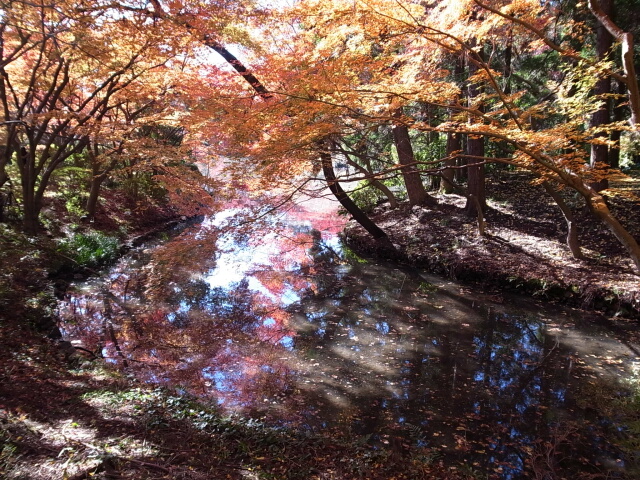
[57,230,120,269]
[65,196,86,218]
[341,245,368,264]
[417,281,438,294]
[0,437,18,478]
[51,163,91,218]
[119,172,168,202]
[414,133,446,169]
[349,182,386,213]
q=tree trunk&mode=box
[442,54,465,194]
[392,114,436,207]
[22,201,39,234]
[465,140,486,215]
[86,173,107,219]
[465,48,487,215]
[588,0,640,129]
[560,168,640,272]
[504,33,513,95]
[609,80,626,169]
[589,0,614,192]
[542,181,583,259]
[588,193,640,271]
[442,131,460,194]
[17,146,39,234]
[319,149,391,244]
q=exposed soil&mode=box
[344,171,640,318]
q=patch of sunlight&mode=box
[554,330,638,380]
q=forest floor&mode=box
[344,170,640,319]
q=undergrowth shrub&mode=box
[57,230,120,269]
[350,182,386,213]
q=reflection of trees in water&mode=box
[60,258,300,404]
[285,263,623,478]
[59,224,629,478]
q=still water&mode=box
[58,196,639,478]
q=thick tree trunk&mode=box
[589,0,614,192]
[588,0,640,129]
[465,49,487,215]
[22,201,39,234]
[392,116,436,207]
[542,181,583,259]
[86,173,107,219]
[18,147,40,234]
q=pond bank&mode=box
[342,176,640,319]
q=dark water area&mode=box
[58,198,640,478]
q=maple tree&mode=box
[204,0,640,271]
[0,1,189,231]
[0,0,639,271]
[0,0,260,233]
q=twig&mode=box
[126,458,171,473]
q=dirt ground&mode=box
[343,171,640,318]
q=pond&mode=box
[58,193,640,478]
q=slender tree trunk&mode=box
[392,112,436,206]
[588,193,640,271]
[542,181,583,259]
[465,138,486,216]
[319,149,391,245]
[609,80,626,169]
[442,131,460,193]
[0,147,9,192]
[589,0,614,191]
[504,32,513,95]
[444,55,466,191]
[560,169,640,272]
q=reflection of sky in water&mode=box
[202,209,321,307]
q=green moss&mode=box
[341,245,368,264]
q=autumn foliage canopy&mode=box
[1,0,639,271]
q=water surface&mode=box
[58,197,639,478]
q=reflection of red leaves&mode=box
[143,308,169,324]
